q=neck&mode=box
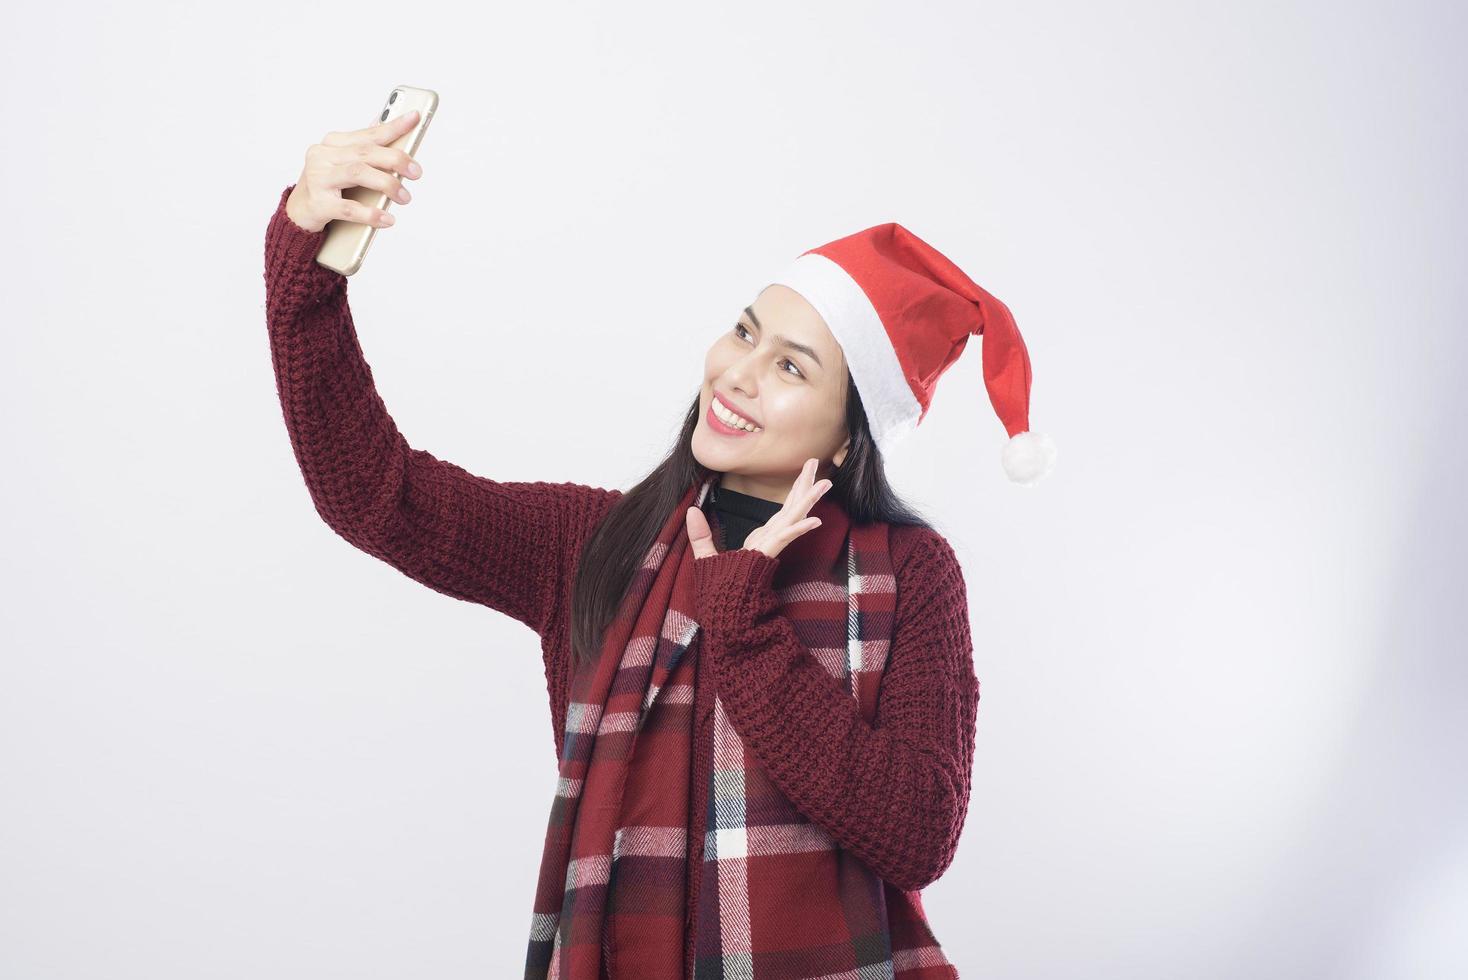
[716,472,792,506]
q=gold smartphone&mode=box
[316,85,438,276]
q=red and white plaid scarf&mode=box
[525,475,958,979]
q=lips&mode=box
[712,392,761,427]
[706,401,759,437]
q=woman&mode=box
[263,110,1054,980]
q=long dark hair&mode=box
[568,371,933,671]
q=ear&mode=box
[833,436,850,468]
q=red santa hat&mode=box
[762,222,1056,485]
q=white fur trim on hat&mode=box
[763,252,922,457]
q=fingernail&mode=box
[407,161,421,177]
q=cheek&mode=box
[766,388,840,436]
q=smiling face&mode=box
[691,284,851,503]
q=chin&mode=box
[691,429,742,471]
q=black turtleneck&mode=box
[701,480,785,551]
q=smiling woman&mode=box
[570,275,934,674]
[264,181,1038,976]
[689,287,852,503]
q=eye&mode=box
[733,321,804,379]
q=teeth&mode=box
[713,397,760,431]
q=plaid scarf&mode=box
[524,474,958,979]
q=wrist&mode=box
[692,547,781,633]
[284,185,326,234]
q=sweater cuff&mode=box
[691,547,781,636]
[265,183,342,294]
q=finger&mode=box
[352,140,422,181]
[321,195,395,228]
[369,107,420,143]
[755,516,822,558]
[789,516,821,538]
[321,114,421,180]
[801,457,818,493]
[780,458,819,515]
[324,154,414,206]
[792,462,832,517]
[686,506,719,559]
[324,108,419,147]
[807,476,833,506]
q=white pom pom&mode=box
[1001,430,1057,486]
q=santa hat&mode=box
[762,223,1056,485]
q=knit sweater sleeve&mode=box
[262,183,617,636]
[690,529,980,893]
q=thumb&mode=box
[685,506,719,559]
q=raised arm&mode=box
[263,182,617,635]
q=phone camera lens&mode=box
[389,91,398,104]
[380,108,389,122]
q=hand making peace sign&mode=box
[686,457,834,560]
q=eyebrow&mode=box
[743,306,824,369]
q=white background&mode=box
[2,1,1464,977]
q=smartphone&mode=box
[316,85,438,276]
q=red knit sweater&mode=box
[262,183,980,969]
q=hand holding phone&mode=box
[285,85,438,275]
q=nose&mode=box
[721,351,759,398]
